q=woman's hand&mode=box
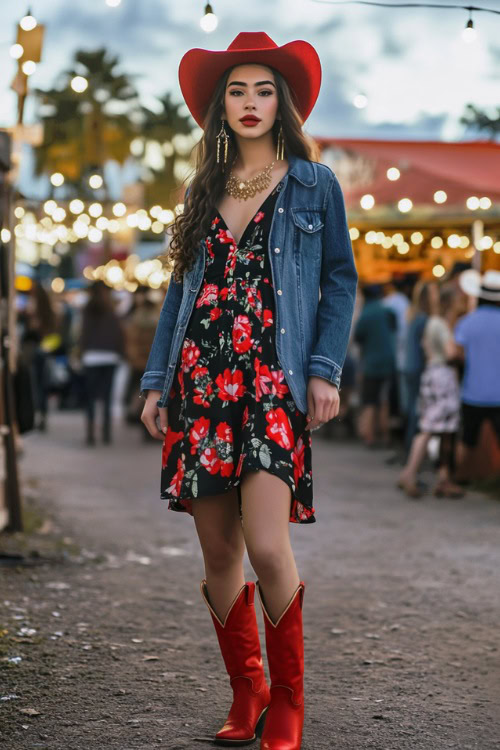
[305,376,340,431]
[141,390,168,440]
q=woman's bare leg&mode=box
[399,431,431,483]
[192,489,246,622]
[240,470,300,624]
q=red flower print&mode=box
[162,427,184,468]
[210,307,222,321]
[270,369,289,399]
[219,286,229,300]
[232,315,253,354]
[242,405,249,428]
[189,416,210,455]
[220,460,234,478]
[196,282,219,307]
[216,227,234,244]
[192,365,209,380]
[263,309,273,327]
[177,367,185,400]
[235,451,246,477]
[166,457,184,497]
[216,368,246,402]
[181,339,200,372]
[216,421,233,444]
[290,499,315,523]
[211,216,220,226]
[200,446,221,475]
[265,407,294,451]
[254,357,273,401]
[193,381,213,408]
[254,211,265,223]
[224,244,237,278]
[206,237,214,259]
[292,436,305,486]
[246,286,262,313]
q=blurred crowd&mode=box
[15,264,500,497]
[345,265,500,497]
[16,280,161,445]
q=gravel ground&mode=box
[1,410,499,750]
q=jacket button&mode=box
[288,369,293,375]
[280,328,285,334]
[277,289,282,295]
[308,223,313,229]
[274,247,280,253]
[278,208,284,214]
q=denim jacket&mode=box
[140,154,358,415]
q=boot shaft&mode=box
[200,580,266,690]
[257,581,305,707]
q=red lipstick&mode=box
[239,115,261,127]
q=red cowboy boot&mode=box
[201,580,271,746]
[256,581,305,750]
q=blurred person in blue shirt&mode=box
[453,270,500,470]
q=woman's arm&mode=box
[139,276,183,397]
[308,173,358,388]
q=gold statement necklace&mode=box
[225,160,275,201]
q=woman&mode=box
[402,281,438,458]
[398,287,463,499]
[141,32,357,749]
[79,281,125,445]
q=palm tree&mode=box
[138,92,197,206]
[34,48,140,198]
[460,104,500,140]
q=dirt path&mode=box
[1,410,499,749]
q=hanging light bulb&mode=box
[200,3,218,33]
[462,17,477,43]
[20,11,37,31]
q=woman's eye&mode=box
[259,90,273,96]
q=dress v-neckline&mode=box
[216,183,280,247]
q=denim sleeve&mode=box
[308,174,358,388]
[139,276,183,396]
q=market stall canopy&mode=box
[317,138,500,209]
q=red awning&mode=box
[316,138,500,207]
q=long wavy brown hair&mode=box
[165,64,321,281]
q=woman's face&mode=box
[223,64,279,141]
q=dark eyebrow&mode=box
[227,80,276,88]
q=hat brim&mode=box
[459,269,500,301]
[178,39,322,128]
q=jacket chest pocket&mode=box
[291,208,324,261]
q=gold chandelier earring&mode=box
[276,122,285,161]
[216,118,229,167]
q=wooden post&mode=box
[0,129,23,532]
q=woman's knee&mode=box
[246,542,291,580]
[202,536,244,574]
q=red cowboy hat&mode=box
[178,31,322,128]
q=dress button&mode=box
[288,369,293,375]
[274,247,280,253]
[308,224,313,230]
[277,289,282,295]
[280,328,285,334]
[278,208,284,214]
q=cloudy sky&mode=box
[1,0,499,141]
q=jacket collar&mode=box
[287,154,317,187]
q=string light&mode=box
[311,2,500,40]
[200,2,218,32]
[20,13,37,31]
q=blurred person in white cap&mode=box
[453,269,500,470]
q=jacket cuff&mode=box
[140,371,166,397]
[308,355,342,388]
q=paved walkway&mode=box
[1,410,499,749]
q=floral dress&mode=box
[160,183,315,524]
